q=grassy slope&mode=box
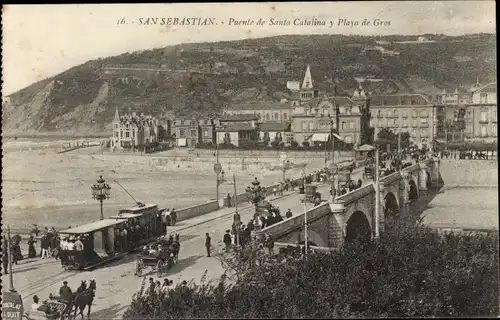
[3,34,496,134]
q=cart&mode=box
[135,249,174,277]
[24,300,70,320]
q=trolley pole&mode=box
[374,148,380,239]
[216,147,220,207]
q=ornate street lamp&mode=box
[91,175,111,220]
[246,177,267,228]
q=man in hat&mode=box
[2,239,9,274]
[74,236,84,266]
[170,209,177,226]
[59,281,73,302]
[67,237,75,251]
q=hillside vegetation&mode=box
[3,34,496,134]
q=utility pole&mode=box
[216,146,220,206]
[330,116,336,200]
[374,148,380,239]
[302,174,309,255]
[7,226,14,291]
[233,173,240,247]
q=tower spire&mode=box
[302,64,313,90]
[114,106,120,121]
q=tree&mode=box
[124,214,499,319]
[376,128,410,150]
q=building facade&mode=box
[215,114,260,147]
[368,94,434,147]
[198,119,216,145]
[174,118,199,147]
[222,102,294,123]
[259,122,292,146]
[111,107,159,150]
[470,82,497,138]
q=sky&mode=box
[2,2,496,95]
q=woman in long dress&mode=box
[28,236,37,258]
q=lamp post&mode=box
[330,116,336,201]
[213,146,223,208]
[7,226,14,291]
[299,172,308,255]
[246,177,266,229]
[91,176,111,220]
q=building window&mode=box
[204,129,209,137]
[481,125,487,137]
[125,131,130,138]
[392,119,398,126]
[493,123,497,136]
[411,128,416,137]
[266,113,270,121]
[114,132,118,138]
[191,130,197,137]
[402,110,408,118]
[341,121,347,130]
[283,113,288,120]
[310,121,316,131]
[480,93,488,104]
[120,131,123,138]
[387,109,392,117]
[403,119,408,127]
[115,124,118,129]
[421,128,428,137]
[286,134,293,144]
[412,109,417,118]
[412,119,417,127]
[492,109,497,121]
[377,110,382,118]
[393,109,398,117]
[420,118,428,125]
[179,129,186,138]
[274,113,279,120]
[480,108,488,122]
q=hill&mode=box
[2,34,496,135]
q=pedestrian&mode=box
[226,193,232,207]
[170,209,177,226]
[74,236,84,265]
[285,209,293,219]
[31,295,41,311]
[59,281,73,302]
[41,235,49,259]
[205,233,211,257]
[223,230,232,253]
[121,227,128,252]
[148,277,155,296]
[155,280,162,296]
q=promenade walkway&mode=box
[3,168,366,319]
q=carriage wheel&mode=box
[135,259,143,277]
[156,260,164,277]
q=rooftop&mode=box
[369,94,431,106]
[224,102,292,111]
[260,122,291,132]
[216,123,256,131]
[60,219,123,234]
[219,114,259,122]
[474,82,497,94]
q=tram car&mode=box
[110,203,164,246]
[58,219,128,271]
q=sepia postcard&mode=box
[1,2,498,319]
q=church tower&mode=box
[300,65,316,102]
[112,106,121,149]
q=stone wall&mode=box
[176,201,220,222]
[439,160,498,187]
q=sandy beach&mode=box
[2,139,347,234]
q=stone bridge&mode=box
[261,157,443,248]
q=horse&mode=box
[72,280,96,319]
[170,241,180,264]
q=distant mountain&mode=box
[2,34,496,134]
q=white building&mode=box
[110,107,159,150]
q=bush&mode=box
[124,215,499,319]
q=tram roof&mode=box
[110,213,143,219]
[119,203,158,212]
[60,219,123,234]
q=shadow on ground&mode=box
[90,303,128,320]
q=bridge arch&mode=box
[299,229,327,247]
[408,179,418,201]
[345,210,372,245]
[409,173,420,197]
[384,191,399,228]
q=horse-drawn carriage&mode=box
[24,300,69,320]
[135,237,179,277]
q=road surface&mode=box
[3,168,366,319]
